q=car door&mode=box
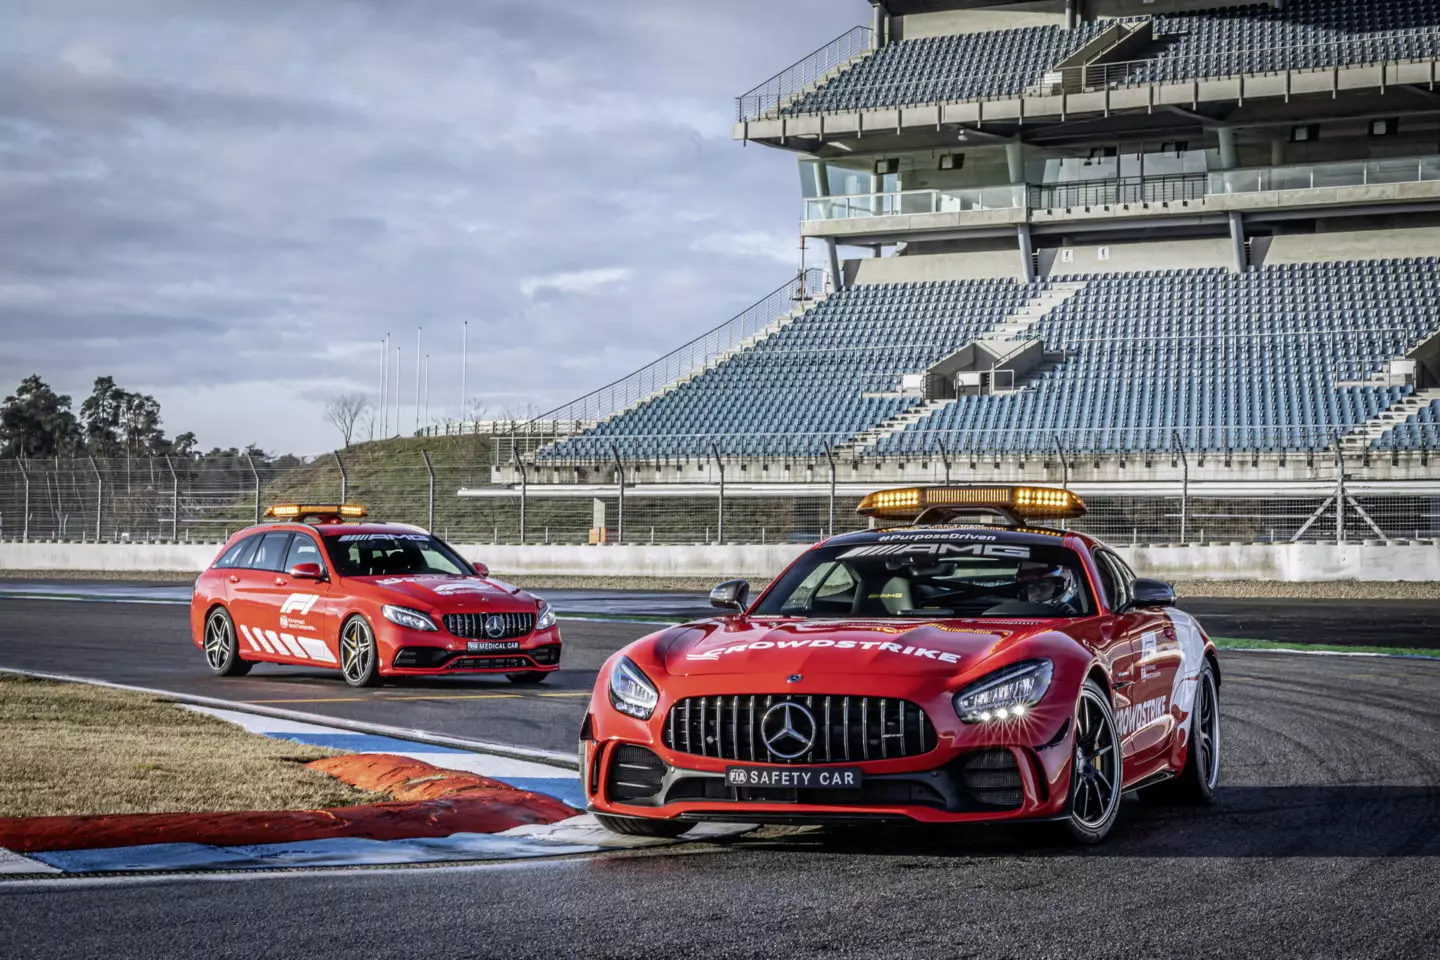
[274,532,337,665]
[1096,549,1176,763]
[229,531,300,664]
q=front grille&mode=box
[663,694,937,764]
[606,744,666,803]
[443,612,535,640]
[447,656,533,670]
[959,749,1024,808]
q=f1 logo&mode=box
[280,594,320,615]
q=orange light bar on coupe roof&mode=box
[856,486,1086,523]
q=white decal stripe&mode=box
[269,630,307,658]
[297,637,337,663]
[240,624,274,654]
[237,624,262,652]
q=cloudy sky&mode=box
[0,0,860,454]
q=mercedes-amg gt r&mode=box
[191,504,561,686]
[582,485,1220,844]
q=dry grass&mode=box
[0,675,386,818]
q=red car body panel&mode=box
[190,522,560,678]
[583,526,1215,826]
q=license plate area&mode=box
[725,765,863,802]
[466,640,521,653]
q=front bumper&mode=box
[378,623,563,676]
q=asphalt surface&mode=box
[3,652,1438,959]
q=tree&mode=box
[0,375,82,457]
[324,393,370,448]
[172,432,199,459]
[79,377,168,456]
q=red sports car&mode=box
[191,504,561,687]
[583,485,1219,844]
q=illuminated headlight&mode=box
[608,657,659,720]
[535,599,557,631]
[954,660,1053,723]
[382,605,438,632]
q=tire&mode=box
[202,607,252,677]
[594,813,690,839]
[1145,660,1221,805]
[339,615,382,688]
[506,671,549,685]
[1055,678,1124,845]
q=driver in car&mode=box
[1015,561,1081,616]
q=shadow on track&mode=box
[708,786,1440,859]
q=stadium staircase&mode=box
[1343,388,1440,451]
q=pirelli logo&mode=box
[838,543,1032,560]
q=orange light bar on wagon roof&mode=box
[264,503,368,523]
[856,486,1086,524]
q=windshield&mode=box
[754,536,1094,619]
[323,531,471,578]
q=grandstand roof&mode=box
[874,0,1016,14]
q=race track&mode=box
[2,595,1439,958]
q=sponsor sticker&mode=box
[1116,696,1168,738]
[279,594,320,615]
[725,766,863,789]
[686,637,963,664]
[837,543,1031,560]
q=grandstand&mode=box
[496,0,1440,542]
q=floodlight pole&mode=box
[420,449,436,533]
[246,456,260,524]
[710,442,725,545]
[334,452,347,504]
[15,458,29,543]
[88,457,102,542]
[610,443,625,545]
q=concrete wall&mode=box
[1040,237,1234,277]
[851,248,1026,284]
[3,541,1438,582]
[1264,225,1440,267]
[897,2,1064,39]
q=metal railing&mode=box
[1209,155,1440,195]
[736,26,874,122]
[1029,173,1208,210]
[742,26,1440,120]
[520,269,827,429]
[803,185,1025,221]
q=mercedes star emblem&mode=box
[761,701,817,760]
[484,615,506,638]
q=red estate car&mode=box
[191,504,560,687]
[584,485,1220,844]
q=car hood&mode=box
[657,617,1060,678]
[354,574,536,612]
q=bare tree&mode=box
[324,393,370,448]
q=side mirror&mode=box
[1128,578,1176,610]
[472,561,490,578]
[288,562,325,581]
[709,579,751,612]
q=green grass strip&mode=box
[1212,636,1440,659]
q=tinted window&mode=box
[214,534,261,569]
[283,534,325,573]
[248,532,294,572]
[323,532,470,578]
[754,537,1094,619]
[1096,551,1131,611]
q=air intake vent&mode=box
[606,744,666,803]
[960,749,1023,808]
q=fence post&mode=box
[246,455,260,524]
[334,452,347,504]
[1052,434,1071,531]
[511,449,528,544]
[1172,430,1189,543]
[165,455,179,540]
[610,443,625,545]
[824,445,837,537]
[710,442,725,545]
[938,438,952,486]
[88,457,102,541]
[420,449,436,532]
[1335,446,1346,545]
[15,458,29,543]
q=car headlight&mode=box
[954,659,1053,723]
[382,605,438,632]
[535,599,557,631]
[608,656,659,720]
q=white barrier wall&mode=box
[1,541,1438,582]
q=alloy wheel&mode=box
[1071,688,1121,830]
[1195,669,1221,791]
[340,619,374,684]
[204,612,233,671]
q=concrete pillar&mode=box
[871,2,888,45]
[1006,141,1025,184]
[1065,0,1078,31]
[1229,212,1247,274]
[1017,224,1036,283]
[1271,139,1285,167]
[1217,127,1238,170]
[825,237,843,292]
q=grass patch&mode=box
[1212,637,1440,659]
[0,675,386,818]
